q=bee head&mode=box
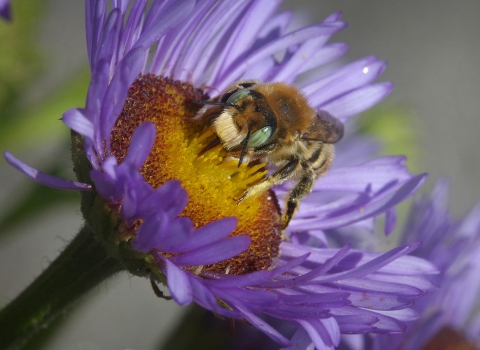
[213,88,277,166]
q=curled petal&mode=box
[62,108,94,140]
[4,151,91,191]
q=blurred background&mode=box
[1,1,479,349]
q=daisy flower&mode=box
[361,179,480,350]
[4,1,437,348]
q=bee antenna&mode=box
[238,128,251,168]
[191,99,234,107]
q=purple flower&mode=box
[357,180,480,350]
[0,0,11,21]
[4,1,437,348]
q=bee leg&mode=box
[237,158,300,203]
[282,171,314,229]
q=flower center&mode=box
[111,75,282,274]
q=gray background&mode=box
[1,1,480,349]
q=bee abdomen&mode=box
[308,143,334,177]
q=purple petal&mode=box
[90,168,116,200]
[62,108,94,140]
[162,257,193,305]
[93,8,121,73]
[142,0,171,30]
[89,60,112,157]
[324,12,343,22]
[281,292,350,305]
[375,308,419,323]
[186,1,250,84]
[154,0,216,78]
[137,180,188,220]
[171,0,223,79]
[156,217,195,252]
[268,305,332,319]
[284,244,438,276]
[99,155,118,179]
[188,278,241,318]
[304,56,387,106]
[121,177,155,221]
[315,156,412,193]
[301,55,376,94]
[286,328,314,350]
[344,246,417,280]
[345,289,419,311]
[169,236,251,266]
[258,10,292,38]
[214,288,278,308]
[459,200,480,236]
[295,43,349,77]
[85,0,106,67]
[235,303,291,346]
[239,57,276,82]
[4,151,91,191]
[384,208,397,235]
[320,82,394,123]
[321,318,341,347]
[367,274,437,292]
[335,314,378,328]
[119,0,147,52]
[271,254,311,276]
[315,245,420,282]
[297,318,338,349]
[332,306,406,333]
[134,0,195,50]
[123,122,156,169]
[342,277,422,297]
[132,212,170,253]
[216,23,346,91]
[288,174,427,231]
[272,39,346,84]
[0,0,11,21]
[265,246,352,287]
[86,58,109,121]
[211,0,280,80]
[376,254,439,275]
[169,218,238,252]
[202,269,274,288]
[103,47,146,149]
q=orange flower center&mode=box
[111,75,282,274]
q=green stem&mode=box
[0,225,124,350]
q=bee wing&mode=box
[303,110,344,144]
[190,104,223,123]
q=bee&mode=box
[192,81,344,228]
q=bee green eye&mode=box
[247,126,272,148]
[226,89,250,105]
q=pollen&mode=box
[111,75,282,274]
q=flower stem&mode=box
[0,225,124,350]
